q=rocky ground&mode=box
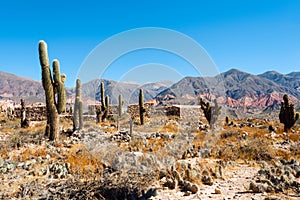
[0,114,300,199]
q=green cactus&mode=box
[139,89,146,125]
[118,94,123,117]
[279,94,299,132]
[20,99,30,128]
[96,82,110,122]
[39,40,66,140]
[73,78,83,131]
[78,99,83,130]
[96,106,102,123]
[100,82,105,110]
[52,60,66,113]
[103,95,110,120]
[200,98,221,128]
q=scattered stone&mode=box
[183,191,191,196]
[164,178,177,189]
[0,157,4,168]
[49,162,70,179]
[249,181,265,193]
[202,170,214,186]
[202,174,213,186]
[215,188,221,194]
[251,159,300,194]
[182,181,198,194]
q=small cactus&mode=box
[139,89,146,125]
[279,94,299,132]
[73,79,83,131]
[200,98,221,128]
[39,40,66,140]
[225,116,229,125]
[20,99,30,128]
[96,82,110,122]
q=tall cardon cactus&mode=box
[96,82,110,123]
[139,89,146,125]
[73,79,83,131]
[279,94,299,132]
[118,94,123,117]
[103,95,110,120]
[38,40,66,140]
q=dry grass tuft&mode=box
[66,144,103,178]
[159,122,179,133]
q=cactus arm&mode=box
[52,60,66,113]
[38,40,59,140]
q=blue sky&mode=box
[0,0,299,87]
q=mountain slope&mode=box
[156,69,300,107]
[0,69,299,108]
[0,72,44,102]
[259,71,300,91]
[0,71,172,105]
[69,79,173,104]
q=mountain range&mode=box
[0,69,299,110]
[156,69,300,107]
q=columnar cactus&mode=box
[103,95,110,120]
[73,79,83,131]
[100,82,105,111]
[53,60,66,113]
[39,40,66,140]
[96,82,109,122]
[20,99,29,128]
[139,89,146,125]
[118,94,123,117]
[279,94,299,132]
[200,98,221,128]
[78,101,83,129]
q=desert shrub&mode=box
[160,121,179,133]
[66,144,103,179]
[221,131,239,139]
[213,137,273,162]
[14,170,156,200]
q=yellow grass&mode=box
[66,144,103,177]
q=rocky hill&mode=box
[68,79,173,104]
[259,71,300,91]
[0,72,44,103]
[0,71,172,105]
[156,69,300,108]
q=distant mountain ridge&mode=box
[259,71,300,92]
[0,71,173,104]
[69,79,173,104]
[156,69,300,107]
[0,71,44,102]
[0,69,299,109]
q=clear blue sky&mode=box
[0,0,299,87]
